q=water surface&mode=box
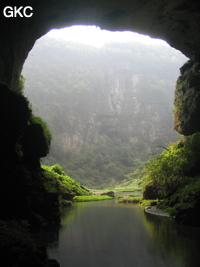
[47,198,200,267]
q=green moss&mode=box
[50,164,65,175]
[41,164,88,196]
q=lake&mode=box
[47,197,200,267]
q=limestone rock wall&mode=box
[174,59,200,135]
[50,71,174,151]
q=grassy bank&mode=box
[117,195,142,203]
[74,194,113,202]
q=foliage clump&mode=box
[158,178,200,217]
[42,164,88,196]
[142,133,200,224]
[49,164,65,175]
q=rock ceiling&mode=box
[0,0,200,88]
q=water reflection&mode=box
[143,211,200,267]
[48,200,198,267]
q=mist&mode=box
[22,28,187,188]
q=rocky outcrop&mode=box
[174,59,200,135]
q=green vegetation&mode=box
[41,164,88,196]
[117,195,142,203]
[140,199,159,207]
[49,163,65,175]
[17,74,26,93]
[142,133,200,223]
[53,136,149,189]
[157,179,200,217]
[113,168,144,192]
[30,115,52,148]
[74,194,113,202]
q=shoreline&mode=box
[145,206,170,217]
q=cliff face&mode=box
[23,39,185,155]
[52,71,174,151]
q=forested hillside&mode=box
[22,36,187,188]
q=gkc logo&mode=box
[3,6,33,17]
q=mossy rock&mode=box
[174,59,200,135]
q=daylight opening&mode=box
[22,25,187,189]
[47,25,168,47]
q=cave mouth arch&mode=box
[1,0,199,89]
[22,25,187,188]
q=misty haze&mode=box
[23,28,186,189]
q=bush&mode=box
[50,164,65,175]
[143,133,200,199]
[142,133,200,225]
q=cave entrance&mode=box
[22,25,187,189]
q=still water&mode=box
[47,198,200,267]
